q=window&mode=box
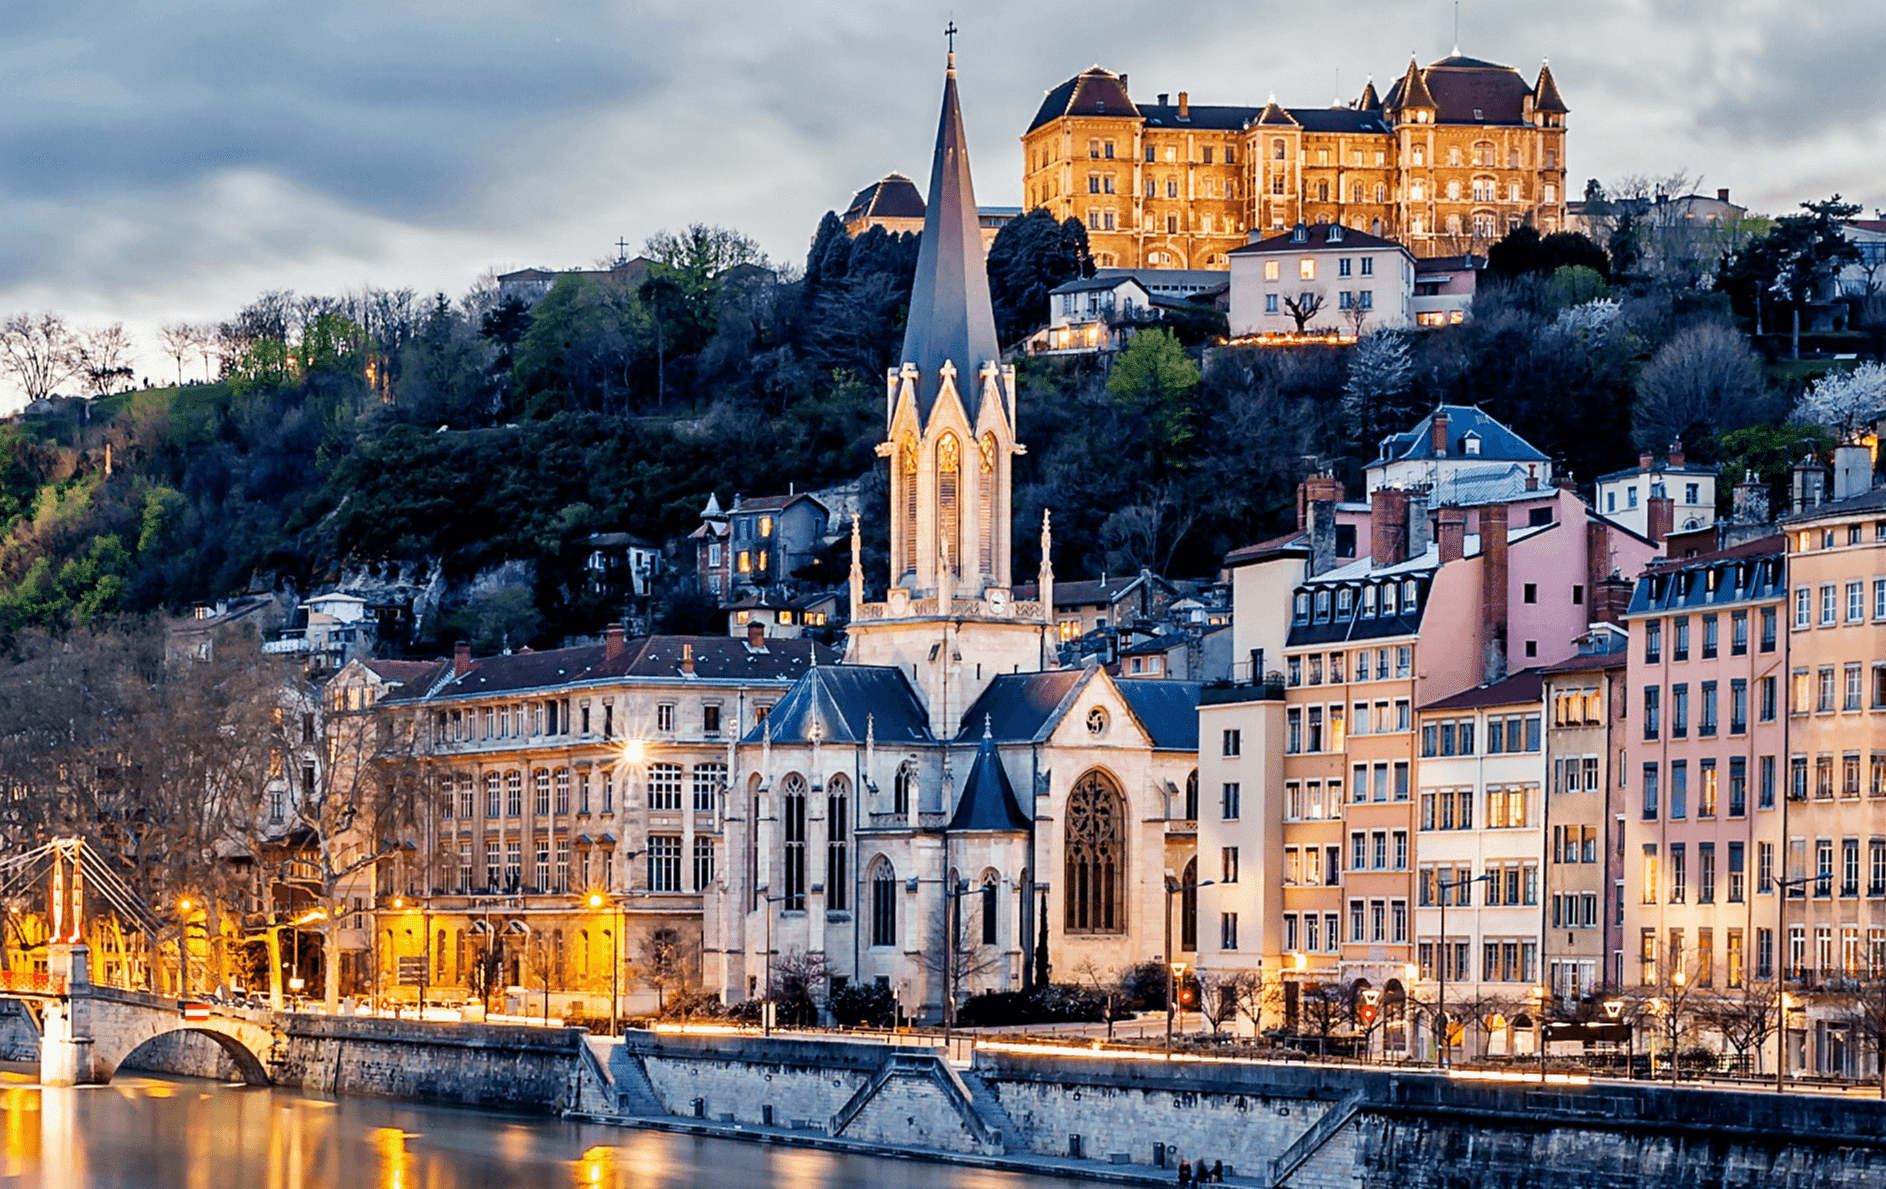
[647,762,682,811]
[703,704,722,736]
[656,703,675,733]
[1221,782,1241,820]
[827,777,849,910]
[1643,763,1660,819]
[1643,686,1660,739]
[1222,729,1241,757]
[1064,771,1125,933]
[693,837,715,893]
[870,862,897,946]
[647,835,682,892]
[693,763,725,812]
[1221,912,1240,951]
[1761,606,1777,651]
[1222,846,1240,884]
[781,774,809,910]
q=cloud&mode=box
[0,0,1874,404]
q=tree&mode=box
[1694,984,1779,1076]
[986,209,1091,346]
[768,948,833,1027]
[0,312,83,403]
[638,925,692,1012]
[1282,291,1325,333]
[1633,322,1767,450]
[1834,976,1886,1097]
[158,323,202,386]
[1107,328,1199,481]
[76,323,136,397]
[1194,970,1252,1036]
[1342,330,1415,446]
[1722,196,1862,357]
[1795,360,1886,444]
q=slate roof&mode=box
[1628,538,1789,615]
[1420,668,1544,712]
[1376,405,1549,465]
[1594,460,1721,482]
[955,670,1091,743]
[1223,528,1310,568]
[1230,223,1407,256]
[1116,680,1202,751]
[901,55,1002,428]
[364,659,449,691]
[948,729,1031,832]
[733,492,825,514]
[1139,101,1258,131]
[743,666,932,746]
[1286,107,1391,134]
[400,635,830,702]
[1028,67,1140,132]
[844,173,926,223]
[1049,275,1152,297]
[1532,62,1569,114]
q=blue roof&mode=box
[955,670,1090,743]
[1377,405,1548,466]
[948,730,1031,832]
[1116,680,1203,751]
[744,666,933,746]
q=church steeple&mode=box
[899,46,1001,427]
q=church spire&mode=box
[899,40,1000,427]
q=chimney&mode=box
[1833,443,1873,502]
[1732,470,1771,524]
[604,622,625,660]
[1406,488,1432,557]
[1178,91,1190,119]
[1308,500,1340,577]
[1525,464,1539,491]
[453,640,472,677]
[681,642,696,676]
[1120,73,1128,92]
[1668,438,1685,468]
[1296,472,1346,529]
[1430,410,1450,457]
[1791,454,1828,515]
[1717,188,1730,204]
[1591,575,1635,627]
[1158,92,1169,107]
[1639,452,1653,471]
[1479,502,1509,684]
[747,620,767,649]
[1646,495,1674,544]
[1437,507,1468,563]
[1371,487,1411,567]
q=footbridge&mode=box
[20,945,282,1086]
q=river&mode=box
[0,1065,1090,1189]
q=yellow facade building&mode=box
[1022,54,1569,269]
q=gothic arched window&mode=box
[1183,770,1199,820]
[1064,770,1126,934]
[826,775,850,911]
[981,871,999,946]
[1180,857,1199,952]
[894,762,915,816]
[937,433,961,577]
[899,433,919,579]
[870,859,898,947]
[978,433,998,578]
[781,773,807,910]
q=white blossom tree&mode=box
[1795,361,1886,444]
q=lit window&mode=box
[1264,260,1280,281]
[760,516,773,538]
[1299,258,1316,280]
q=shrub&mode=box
[829,980,894,1028]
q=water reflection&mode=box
[0,1065,1087,1189]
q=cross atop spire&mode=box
[944,20,958,54]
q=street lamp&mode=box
[940,878,981,1051]
[1667,968,1687,1085]
[1435,871,1492,1069]
[1163,874,1214,1057]
[756,886,792,1035]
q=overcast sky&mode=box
[0,0,1878,406]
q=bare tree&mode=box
[76,323,135,397]
[1694,983,1779,1077]
[0,312,82,402]
[638,924,694,1012]
[1633,322,1767,451]
[1194,969,1253,1036]
[158,323,202,386]
[1282,292,1325,334]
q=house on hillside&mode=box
[1227,223,1416,338]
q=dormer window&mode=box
[1336,588,1354,617]
[1381,583,1398,616]
[1314,590,1332,622]
[1402,579,1420,608]
[1361,585,1377,617]
[1462,433,1482,456]
[1473,108,1484,120]
[1294,592,1311,622]
[1291,223,1309,243]
[1328,224,1345,243]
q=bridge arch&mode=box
[112,1024,271,1086]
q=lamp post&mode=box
[1530,984,1547,1083]
[1435,871,1492,1069]
[588,893,619,1036]
[1603,997,1626,1078]
[941,877,979,1052]
[756,887,791,1035]
[1773,873,1813,1093]
[1667,969,1687,1085]
[1402,962,1420,1059]
[176,898,194,997]
[1163,875,1214,1058]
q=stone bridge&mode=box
[31,944,280,1087]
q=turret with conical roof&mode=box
[1532,59,1569,117]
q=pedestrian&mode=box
[1178,1157,1192,1186]
[1211,1160,1224,1183]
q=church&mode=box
[703,50,1202,1019]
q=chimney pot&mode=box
[604,622,625,660]
[1668,438,1685,467]
[1525,464,1539,491]
[1178,91,1190,119]
[1158,92,1169,107]
[681,642,696,675]
[1639,452,1653,471]
[1430,410,1450,458]
[453,640,472,677]
[1717,188,1730,204]
[747,621,766,649]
